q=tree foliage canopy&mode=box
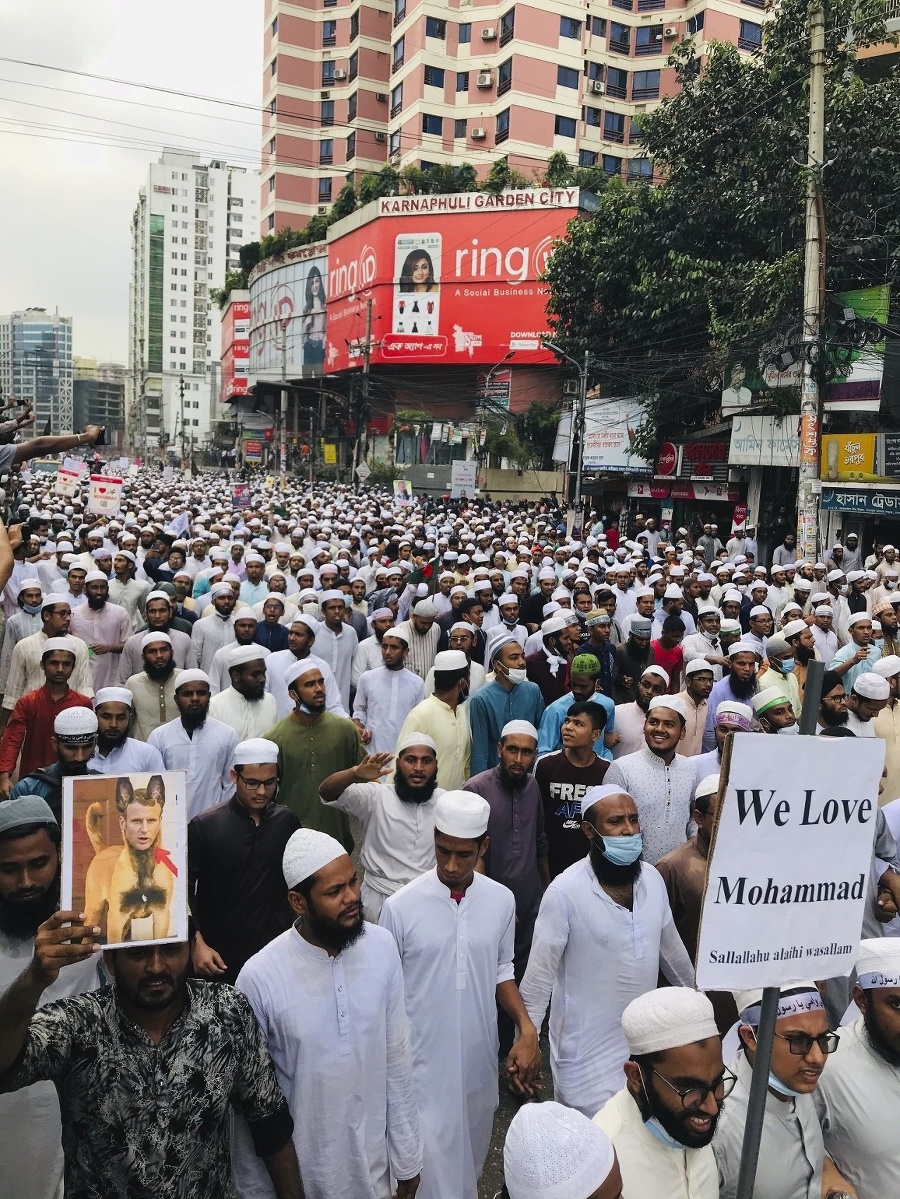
[544,0,900,457]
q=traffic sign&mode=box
[355,462,371,480]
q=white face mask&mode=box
[506,667,528,685]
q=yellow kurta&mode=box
[874,698,900,805]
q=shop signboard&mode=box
[244,440,262,463]
[883,434,900,478]
[821,486,900,516]
[820,433,879,482]
[729,415,799,469]
[556,397,653,475]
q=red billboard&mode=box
[221,296,251,400]
[325,189,587,371]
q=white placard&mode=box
[696,733,885,991]
[450,459,478,498]
[86,474,123,517]
[54,467,81,498]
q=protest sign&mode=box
[86,474,123,518]
[54,467,81,498]
[62,771,188,950]
[696,733,885,991]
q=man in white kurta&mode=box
[148,671,237,819]
[314,596,358,710]
[234,828,422,1199]
[818,939,900,1198]
[266,646,345,718]
[352,659,424,755]
[520,785,695,1116]
[379,790,539,1199]
[0,796,103,1199]
[208,645,277,741]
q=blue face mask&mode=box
[601,832,643,865]
[779,658,795,672]
[767,1071,804,1098]
[644,1116,687,1150]
[22,603,42,614]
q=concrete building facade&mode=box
[128,148,259,456]
[73,358,126,452]
[260,0,767,232]
[0,308,74,432]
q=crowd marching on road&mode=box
[0,431,897,1199]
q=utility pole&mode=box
[178,373,186,465]
[542,339,592,536]
[796,0,827,563]
[355,298,374,490]
[279,317,289,480]
[572,349,591,518]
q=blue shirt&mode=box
[537,691,615,759]
[468,679,545,775]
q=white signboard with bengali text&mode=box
[86,475,123,518]
[696,734,884,990]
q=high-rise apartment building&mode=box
[73,358,126,451]
[0,308,73,431]
[261,0,765,233]
[128,148,259,456]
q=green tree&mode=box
[482,156,531,194]
[544,0,900,458]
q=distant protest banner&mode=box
[54,468,81,498]
[86,474,123,518]
[696,733,885,991]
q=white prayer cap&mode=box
[498,593,519,607]
[412,598,438,618]
[827,568,845,582]
[749,604,771,618]
[752,686,789,715]
[538,566,557,581]
[846,611,872,629]
[541,616,568,637]
[93,687,133,708]
[715,701,753,730]
[233,738,279,766]
[781,619,808,640]
[814,605,833,616]
[695,774,720,801]
[319,589,344,604]
[488,630,519,662]
[623,987,719,1055]
[434,790,490,840]
[245,552,265,565]
[503,1102,616,1199]
[685,659,714,677]
[382,627,409,645]
[663,583,683,599]
[145,590,172,604]
[395,732,438,755]
[41,636,77,657]
[735,982,823,1025]
[283,828,347,889]
[648,695,687,722]
[856,938,900,989]
[500,720,538,742]
[17,576,41,592]
[874,655,900,678]
[719,619,742,635]
[853,672,890,700]
[54,706,98,742]
[696,603,719,616]
[642,665,670,686]
[141,631,172,650]
[846,570,865,583]
[581,783,633,819]
[174,669,211,691]
[721,589,743,605]
[284,658,324,688]
[434,650,468,672]
[262,592,286,607]
[84,570,109,585]
[228,644,270,667]
[729,641,761,657]
[290,614,320,635]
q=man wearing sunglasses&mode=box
[188,737,300,985]
[714,983,837,1199]
[594,987,726,1198]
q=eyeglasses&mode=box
[236,773,279,791]
[649,1065,737,1110]
[773,1030,840,1056]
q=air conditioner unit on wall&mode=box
[333,68,346,80]
[664,25,678,37]
[471,127,487,139]
[375,92,387,101]
[590,80,605,94]
[477,71,493,88]
[481,27,497,39]
[374,130,387,142]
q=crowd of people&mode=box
[0,439,897,1199]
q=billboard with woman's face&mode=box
[393,235,441,336]
[249,244,328,380]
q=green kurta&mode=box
[264,711,365,850]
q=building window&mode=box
[739,19,763,50]
[349,50,358,81]
[350,9,359,40]
[585,105,601,127]
[268,136,276,155]
[269,98,277,113]
[560,16,582,38]
[422,113,443,135]
[496,107,510,143]
[346,132,356,159]
[629,117,645,143]
[627,157,653,180]
[320,139,334,164]
[323,20,337,46]
[268,174,276,192]
[603,154,622,174]
[609,22,630,53]
[321,99,335,125]
[322,62,336,86]
[579,149,598,166]
[392,37,405,71]
[637,0,665,10]
[348,92,357,121]
[603,111,625,142]
[426,16,446,37]
[270,57,277,76]
[456,71,469,92]
[424,65,445,87]
[271,16,278,35]
[454,118,467,138]
[459,21,471,43]
[554,115,577,137]
[389,130,401,154]
[557,65,579,88]
[499,7,515,46]
[632,69,660,99]
[611,0,633,10]
[636,26,664,54]
[591,16,607,35]
[587,60,604,80]
[606,66,628,97]
[687,12,705,33]
[390,82,403,117]
[498,57,512,95]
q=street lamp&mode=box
[542,340,591,518]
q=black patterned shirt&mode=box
[0,979,293,1198]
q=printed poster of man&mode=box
[393,479,414,504]
[62,771,187,949]
[392,232,441,336]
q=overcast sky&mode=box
[0,0,263,363]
